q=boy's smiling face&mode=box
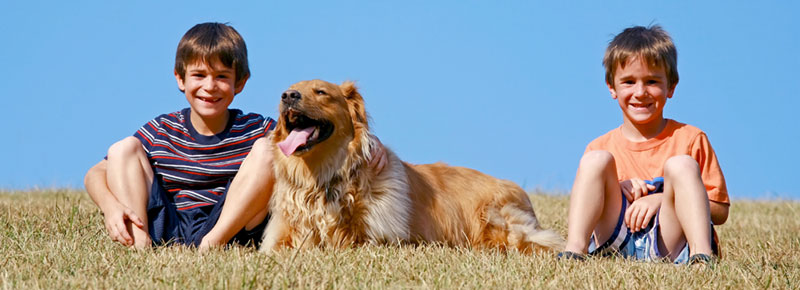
[608,56,676,131]
[176,59,245,127]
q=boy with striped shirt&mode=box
[84,22,385,249]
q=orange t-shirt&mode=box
[586,119,729,205]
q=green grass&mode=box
[1,190,798,289]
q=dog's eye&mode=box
[314,89,326,95]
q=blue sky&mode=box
[1,1,797,199]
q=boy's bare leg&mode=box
[658,155,713,259]
[564,150,624,254]
[199,138,275,249]
[106,136,153,248]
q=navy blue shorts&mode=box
[146,178,268,247]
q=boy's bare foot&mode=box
[198,235,225,252]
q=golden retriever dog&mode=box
[260,80,564,253]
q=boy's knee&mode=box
[664,155,700,178]
[579,150,615,173]
[108,137,146,160]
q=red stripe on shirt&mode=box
[178,203,213,210]
[230,121,260,133]
[165,133,264,151]
[162,122,195,140]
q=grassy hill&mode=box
[1,190,797,289]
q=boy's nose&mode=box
[282,90,301,105]
[633,83,646,97]
[202,78,217,91]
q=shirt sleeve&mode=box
[133,118,161,158]
[263,117,277,133]
[690,132,730,205]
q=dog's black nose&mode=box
[282,90,301,104]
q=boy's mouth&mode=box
[197,96,223,104]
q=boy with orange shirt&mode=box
[559,25,729,264]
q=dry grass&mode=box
[1,190,798,289]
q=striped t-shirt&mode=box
[134,108,275,212]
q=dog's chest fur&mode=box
[273,155,412,247]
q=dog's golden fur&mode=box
[260,80,564,252]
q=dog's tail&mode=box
[521,228,566,252]
[497,203,566,253]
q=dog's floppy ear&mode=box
[341,81,368,130]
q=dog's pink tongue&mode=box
[278,127,315,156]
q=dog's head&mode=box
[272,80,370,182]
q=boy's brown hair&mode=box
[175,22,250,86]
[603,25,678,87]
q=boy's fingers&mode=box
[110,226,124,245]
[631,207,641,231]
[369,140,389,174]
[638,211,651,233]
[633,180,648,199]
[111,221,131,245]
[622,188,633,203]
[635,208,647,231]
[643,208,655,228]
[624,205,633,229]
[108,226,117,241]
[116,223,133,245]
[376,154,387,173]
[126,210,145,228]
[368,145,381,166]
[106,218,120,239]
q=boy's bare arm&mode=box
[709,201,729,225]
[369,135,388,173]
[199,137,275,249]
[85,160,117,211]
[84,160,145,246]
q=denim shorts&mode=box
[587,190,719,264]
[147,178,268,247]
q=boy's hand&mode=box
[624,194,662,232]
[102,202,146,246]
[619,179,656,203]
[369,136,388,174]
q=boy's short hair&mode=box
[175,22,250,85]
[603,25,678,87]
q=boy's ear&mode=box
[607,82,618,99]
[666,81,677,99]
[234,76,249,95]
[175,70,186,93]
